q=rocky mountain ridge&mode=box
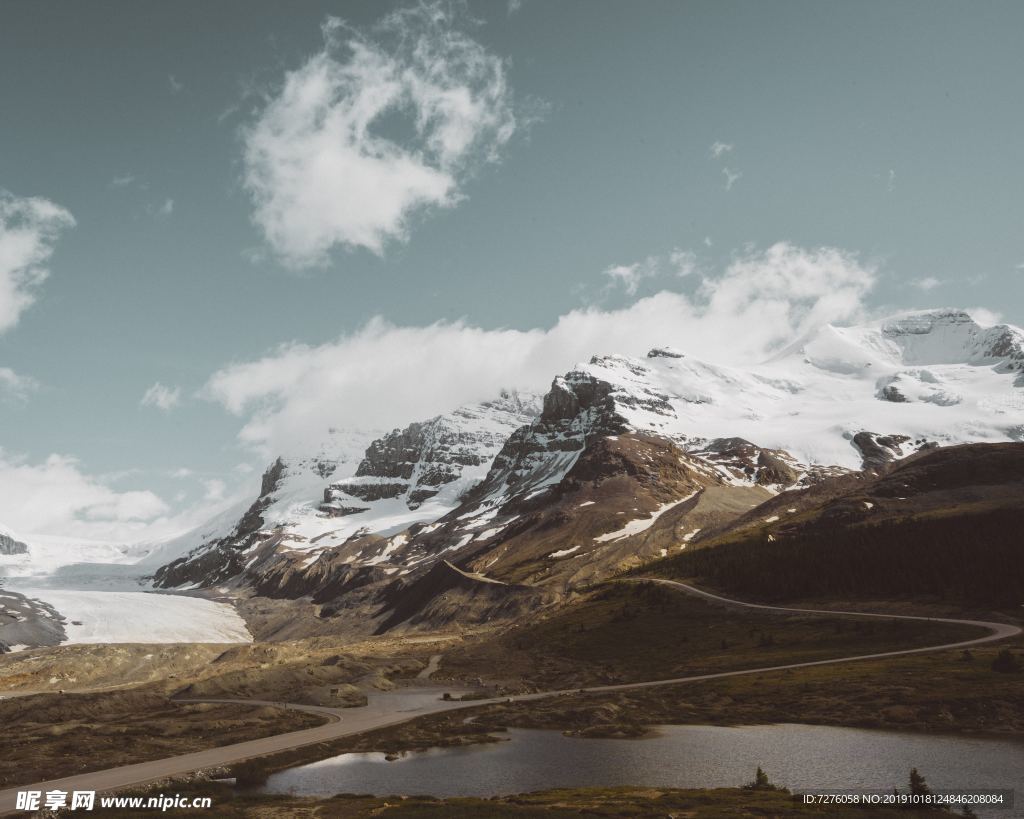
[0,532,28,557]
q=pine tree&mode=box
[744,766,776,790]
[908,768,931,797]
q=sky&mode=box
[1,0,1023,544]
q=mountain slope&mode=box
[649,442,1024,606]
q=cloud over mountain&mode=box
[206,242,877,456]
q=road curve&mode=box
[1,580,1019,814]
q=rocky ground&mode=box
[0,636,429,706]
[0,588,66,651]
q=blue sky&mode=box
[1,0,1022,542]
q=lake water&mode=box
[255,723,1024,817]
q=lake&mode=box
[254,723,1023,817]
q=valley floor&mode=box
[1,579,1021,815]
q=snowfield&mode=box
[13,588,252,644]
[578,309,1024,469]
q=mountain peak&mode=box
[877,309,1024,368]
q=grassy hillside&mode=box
[649,443,1024,606]
[656,508,1024,605]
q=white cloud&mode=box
[507,0,523,14]
[140,382,181,411]
[0,367,38,402]
[602,256,659,296]
[202,478,226,501]
[912,276,941,291]
[965,307,1003,327]
[157,198,174,217]
[669,249,698,277]
[205,242,877,457]
[603,250,695,295]
[0,451,168,540]
[0,190,75,334]
[722,167,742,191]
[170,467,193,479]
[168,74,184,94]
[109,174,136,188]
[0,450,254,544]
[709,141,733,158]
[242,2,517,267]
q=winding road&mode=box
[1,579,1019,814]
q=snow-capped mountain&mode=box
[152,391,541,589]
[549,309,1022,469]
[424,308,1024,514]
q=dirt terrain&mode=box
[0,637,430,705]
[439,582,985,690]
[0,691,324,789]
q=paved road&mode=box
[1,579,1019,814]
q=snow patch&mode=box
[594,492,698,543]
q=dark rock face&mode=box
[324,392,542,513]
[695,438,803,487]
[152,540,252,589]
[328,480,409,503]
[879,385,908,403]
[152,458,292,589]
[647,347,685,359]
[407,487,439,506]
[235,458,288,536]
[852,431,914,470]
[318,502,370,518]
[0,534,28,555]
[463,373,629,506]
[355,423,430,480]
[756,450,802,487]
